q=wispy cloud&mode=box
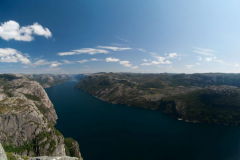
[62,60,74,64]
[137,48,146,52]
[141,60,171,66]
[32,60,49,66]
[58,52,76,56]
[77,59,89,64]
[32,60,62,68]
[194,47,215,56]
[186,65,195,68]
[58,48,109,56]
[141,53,177,66]
[185,63,200,69]
[116,37,129,42]
[0,48,31,64]
[214,59,230,66]
[197,56,202,61]
[0,20,52,41]
[58,45,131,56]
[98,46,131,51]
[90,58,101,61]
[142,59,148,62]
[78,58,102,64]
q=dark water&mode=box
[45,81,240,160]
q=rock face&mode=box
[0,143,7,160]
[0,74,82,159]
[76,73,240,125]
[64,138,82,158]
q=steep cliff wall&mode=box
[0,74,83,159]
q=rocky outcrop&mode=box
[64,138,82,158]
[0,143,7,160]
[0,74,82,158]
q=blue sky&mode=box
[1,0,240,74]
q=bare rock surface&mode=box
[0,143,7,160]
[0,74,82,158]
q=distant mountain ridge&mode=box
[76,72,240,125]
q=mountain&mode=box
[76,72,240,125]
[0,74,83,159]
[22,74,76,88]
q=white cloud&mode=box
[58,52,76,56]
[0,48,31,64]
[142,54,172,66]
[105,57,137,69]
[137,48,146,52]
[106,57,120,62]
[30,22,52,38]
[194,47,215,56]
[50,62,62,68]
[97,46,131,51]
[78,59,89,64]
[62,60,74,64]
[197,56,202,61]
[58,45,131,57]
[0,20,52,41]
[32,59,68,68]
[142,59,148,62]
[186,65,195,68]
[235,64,240,67]
[33,60,49,66]
[141,60,171,66]
[119,61,138,69]
[90,58,101,61]
[205,57,212,61]
[168,53,178,58]
[58,48,109,56]
[77,58,101,64]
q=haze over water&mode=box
[46,81,240,160]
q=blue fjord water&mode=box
[45,81,240,160]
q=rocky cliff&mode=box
[0,143,7,160]
[76,73,240,125]
[0,74,83,159]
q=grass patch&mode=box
[24,94,40,101]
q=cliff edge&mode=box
[0,74,83,159]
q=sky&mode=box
[1,0,240,74]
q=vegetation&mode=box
[6,152,17,160]
[3,143,34,155]
[24,94,40,101]
[64,138,80,158]
[77,73,240,125]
